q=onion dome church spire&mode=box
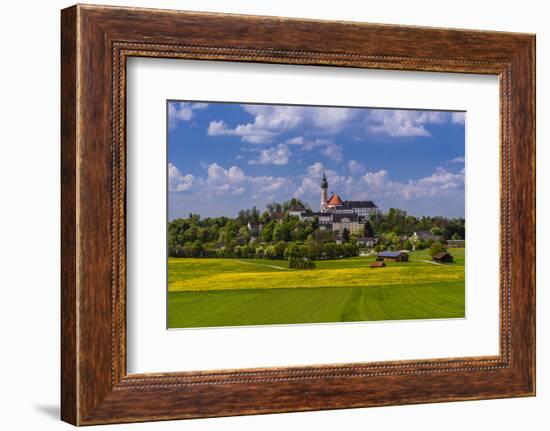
[321,171,328,189]
[320,172,329,212]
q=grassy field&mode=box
[167,248,465,328]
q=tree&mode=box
[251,206,260,223]
[323,242,337,259]
[374,243,385,253]
[430,226,442,236]
[260,220,275,242]
[284,243,301,260]
[342,228,350,242]
[273,241,287,260]
[238,226,250,244]
[451,232,462,240]
[259,211,271,224]
[428,242,448,257]
[289,258,316,269]
[364,220,375,237]
[190,240,204,257]
[415,240,427,250]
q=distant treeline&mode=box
[168,200,465,260]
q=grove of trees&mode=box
[168,201,465,261]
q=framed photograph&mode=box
[164,100,467,330]
[61,4,535,425]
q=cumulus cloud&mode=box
[168,102,209,126]
[207,120,278,144]
[320,142,343,163]
[365,109,452,137]
[208,105,303,144]
[169,161,292,200]
[362,170,390,188]
[168,163,200,193]
[451,112,466,124]
[295,162,464,204]
[358,166,465,200]
[248,144,291,165]
[242,105,304,130]
[309,107,358,132]
[204,162,293,199]
[207,105,359,145]
[295,162,354,198]
[448,156,466,163]
[347,160,366,175]
[287,136,342,162]
[206,104,466,146]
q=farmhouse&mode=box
[432,252,454,263]
[377,251,409,262]
[288,201,307,218]
[369,261,386,268]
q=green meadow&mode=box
[167,248,465,328]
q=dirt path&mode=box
[238,260,291,270]
[414,259,443,266]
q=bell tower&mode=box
[320,172,328,212]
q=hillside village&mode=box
[168,173,465,263]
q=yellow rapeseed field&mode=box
[168,262,463,292]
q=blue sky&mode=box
[168,101,465,220]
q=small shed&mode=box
[432,252,454,263]
[377,251,409,262]
[369,261,386,268]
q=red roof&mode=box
[326,194,344,206]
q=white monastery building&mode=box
[291,173,378,235]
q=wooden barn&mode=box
[432,252,454,263]
[369,261,386,268]
[377,251,409,262]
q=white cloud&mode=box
[168,163,200,193]
[205,163,246,195]
[295,161,464,206]
[365,110,450,137]
[359,166,464,200]
[207,105,465,145]
[287,136,342,162]
[208,105,359,145]
[295,162,354,198]
[208,106,303,144]
[169,162,293,201]
[448,156,465,163]
[310,107,357,132]
[320,142,343,163]
[207,120,227,135]
[249,144,291,165]
[362,170,390,188]
[451,112,466,124]
[242,105,304,130]
[347,160,366,175]
[168,102,208,126]
[207,120,278,144]
[204,162,293,199]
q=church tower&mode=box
[320,172,328,212]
